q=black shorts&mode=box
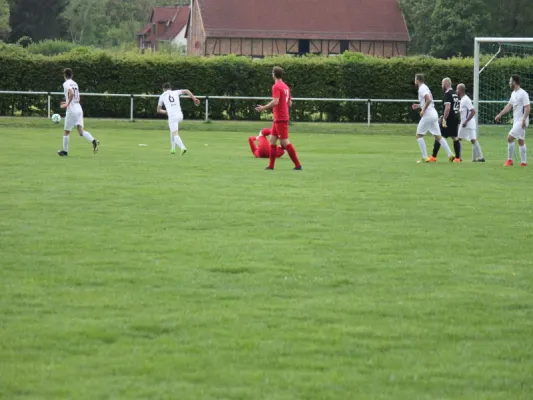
[440,123,458,138]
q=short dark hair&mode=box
[64,68,73,79]
[162,82,172,90]
[512,75,520,86]
[415,73,425,83]
[273,66,284,79]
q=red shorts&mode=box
[271,121,289,140]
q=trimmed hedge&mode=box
[0,49,529,123]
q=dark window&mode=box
[298,39,310,54]
[340,40,349,53]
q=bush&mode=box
[0,49,524,122]
[26,40,79,56]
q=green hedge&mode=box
[0,49,529,123]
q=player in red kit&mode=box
[255,66,302,170]
[248,128,285,158]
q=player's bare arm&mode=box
[420,94,431,116]
[182,89,200,106]
[61,88,74,109]
[157,103,167,115]
[495,103,513,121]
[463,108,476,127]
[523,104,531,128]
[256,97,279,112]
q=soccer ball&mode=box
[51,114,61,124]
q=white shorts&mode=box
[509,120,528,140]
[417,113,440,136]
[64,110,84,131]
[458,127,477,141]
[168,114,184,133]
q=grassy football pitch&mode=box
[1,118,532,399]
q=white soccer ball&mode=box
[51,114,61,124]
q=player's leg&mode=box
[431,119,455,162]
[471,138,485,162]
[430,139,440,160]
[267,123,279,170]
[505,130,517,166]
[170,117,186,155]
[453,138,462,161]
[416,119,429,161]
[76,123,99,153]
[59,129,70,156]
[248,136,258,156]
[519,138,527,166]
[280,138,302,170]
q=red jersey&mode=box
[272,80,291,122]
[257,136,270,157]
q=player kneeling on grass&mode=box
[457,84,485,162]
[412,73,456,163]
[157,82,200,155]
[495,75,531,167]
[255,66,302,170]
[58,68,99,156]
[249,128,285,159]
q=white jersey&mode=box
[510,88,530,123]
[459,95,476,129]
[158,90,183,120]
[418,84,436,112]
[63,79,82,113]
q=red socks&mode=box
[285,144,301,168]
[268,144,277,168]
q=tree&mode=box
[428,0,490,58]
[0,0,9,40]
[63,0,108,44]
[9,0,67,42]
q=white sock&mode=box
[439,138,453,157]
[170,132,175,151]
[472,144,478,161]
[63,135,69,152]
[473,141,484,160]
[82,131,94,142]
[508,142,515,160]
[417,137,428,158]
[520,145,527,163]
[173,134,185,150]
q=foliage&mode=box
[8,0,67,42]
[26,39,78,56]
[400,0,533,57]
[0,51,479,122]
[0,0,9,40]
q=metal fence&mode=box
[0,90,508,125]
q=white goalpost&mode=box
[474,37,533,125]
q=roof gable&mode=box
[138,6,190,41]
[198,0,409,41]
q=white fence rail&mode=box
[0,90,508,126]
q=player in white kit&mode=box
[412,74,456,163]
[456,84,485,162]
[58,68,99,156]
[157,82,200,155]
[495,75,531,167]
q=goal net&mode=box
[474,38,533,125]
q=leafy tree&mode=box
[63,0,108,44]
[8,0,67,42]
[0,0,9,40]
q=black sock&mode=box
[453,140,462,160]
[432,140,441,158]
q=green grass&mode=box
[1,118,532,400]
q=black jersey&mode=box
[442,89,460,126]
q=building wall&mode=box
[172,25,188,48]
[201,38,407,57]
[187,0,206,56]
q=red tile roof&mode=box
[198,0,409,41]
[137,6,190,41]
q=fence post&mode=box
[130,95,134,122]
[367,100,371,127]
[47,93,51,119]
[205,96,209,122]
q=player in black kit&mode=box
[429,77,461,162]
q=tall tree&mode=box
[0,0,10,40]
[9,0,67,42]
[429,0,490,58]
[63,0,108,44]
